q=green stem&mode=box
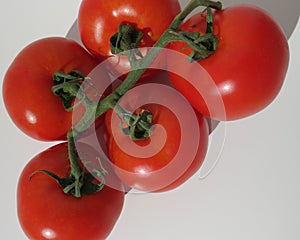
[66,131,85,198]
[49,0,223,198]
[73,0,222,137]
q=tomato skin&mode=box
[17,142,124,240]
[154,109,209,193]
[104,83,209,192]
[167,5,290,120]
[78,0,181,76]
[2,37,109,141]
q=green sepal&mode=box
[30,166,107,198]
[52,70,85,111]
[178,7,219,62]
[119,109,153,140]
[110,24,144,57]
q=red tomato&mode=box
[104,83,209,192]
[167,5,289,120]
[2,37,109,141]
[78,0,181,76]
[17,142,125,240]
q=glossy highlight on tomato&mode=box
[167,5,289,120]
[17,142,125,240]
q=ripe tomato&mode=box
[2,37,109,141]
[104,83,209,192]
[17,142,125,240]
[78,0,181,76]
[167,5,290,120]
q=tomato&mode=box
[2,37,109,141]
[104,82,209,192]
[167,5,290,120]
[17,142,125,240]
[78,0,181,76]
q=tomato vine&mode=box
[2,0,291,238]
[47,0,223,198]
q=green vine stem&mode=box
[73,0,222,138]
[50,0,222,198]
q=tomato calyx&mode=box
[110,24,144,58]
[30,168,106,196]
[113,104,153,140]
[52,70,100,136]
[30,132,107,198]
[168,7,219,62]
[52,70,86,111]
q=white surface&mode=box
[0,0,299,239]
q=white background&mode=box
[0,0,299,239]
